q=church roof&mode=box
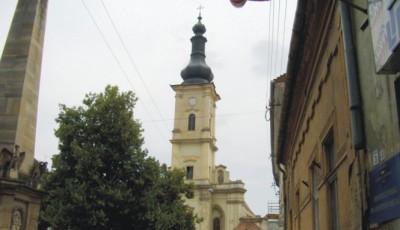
[180,15,214,84]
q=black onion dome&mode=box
[180,16,214,84]
[193,16,206,35]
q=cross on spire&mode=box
[197,5,204,20]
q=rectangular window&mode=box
[296,190,301,230]
[395,79,400,129]
[186,166,193,180]
[324,131,335,171]
[312,165,320,230]
[323,130,340,230]
[328,179,339,230]
[188,114,196,131]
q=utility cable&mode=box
[281,0,288,72]
[80,0,169,141]
[265,0,272,101]
[269,0,275,82]
[99,0,170,132]
[267,1,272,83]
[275,0,281,75]
[266,1,274,122]
[142,110,265,123]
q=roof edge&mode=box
[277,0,306,164]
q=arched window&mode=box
[212,207,224,230]
[186,166,193,180]
[218,170,224,184]
[188,114,196,131]
[213,217,221,230]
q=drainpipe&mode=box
[339,1,365,150]
[339,2,367,230]
[278,164,286,230]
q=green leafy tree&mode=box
[40,86,196,230]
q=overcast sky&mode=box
[0,0,296,215]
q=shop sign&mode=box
[369,0,400,73]
[369,152,400,226]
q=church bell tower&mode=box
[170,15,257,230]
[170,15,221,229]
[170,15,220,185]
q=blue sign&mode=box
[369,152,400,226]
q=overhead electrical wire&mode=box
[142,110,265,123]
[99,0,169,131]
[276,0,281,75]
[80,0,169,140]
[265,0,274,121]
[266,0,288,122]
[281,0,288,71]
[265,0,273,102]
[269,0,275,83]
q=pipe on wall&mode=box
[339,1,365,150]
[339,3,368,230]
[278,164,287,230]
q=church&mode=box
[169,15,263,230]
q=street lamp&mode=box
[230,0,270,8]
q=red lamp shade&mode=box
[230,0,247,8]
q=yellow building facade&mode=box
[170,16,259,230]
[273,2,366,230]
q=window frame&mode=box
[323,129,340,230]
[217,170,224,184]
[395,78,400,130]
[188,113,196,131]
[186,166,194,180]
[311,163,320,230]
[213,217,221,230]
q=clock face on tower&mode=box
[188,97,196,106]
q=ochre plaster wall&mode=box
[283,5,363,230]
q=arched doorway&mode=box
[212,206,224,230]
[213,217,221,230]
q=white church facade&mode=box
[169,15,264,230]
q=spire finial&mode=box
[197,5,204,21]
[180,7,214,85]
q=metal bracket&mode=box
[265,107,270,121]
[339,0,368,15]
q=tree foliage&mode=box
[40,86,196,230]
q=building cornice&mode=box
[213,187,246,194]
[170,83,221,101]
[170,137,217,144]
[0,178,46,202]
[278,0,337,164]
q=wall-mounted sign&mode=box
[369,152,400,226]
[369,0,400,73]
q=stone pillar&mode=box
[198,186,212,230]
[0,1,48,229]
[0,0,48,176]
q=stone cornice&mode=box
[213,187,246,194]
[226,200,245,204]
[278,0,337,164]
[170,83,221,101]
[196,184,212,190]
[0,178,45,201]
[239,217,265,223]
[170,137,216,144]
